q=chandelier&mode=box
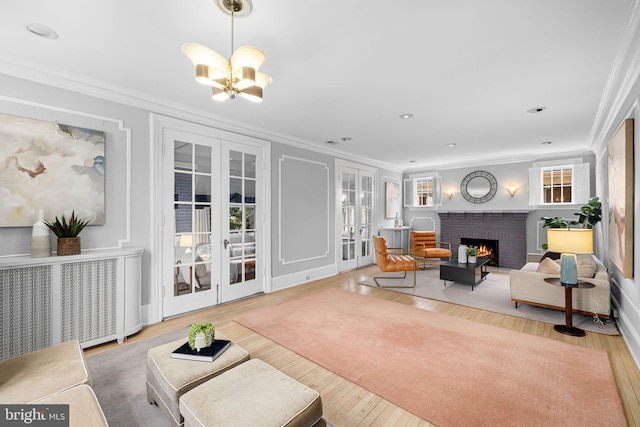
[182,0,272,102]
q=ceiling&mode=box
[0,1,633,171]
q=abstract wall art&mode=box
[385,180,400,219]
[607,118,633,278]
[0,112,105,227]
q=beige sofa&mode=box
[0,340,108,426]
[509,253,611,318]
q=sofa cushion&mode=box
[536,257,561,274]
[0,340,91,404]
[540,251,561,262]
[577,254,597,278]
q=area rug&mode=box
[235,288,626,426]
[360,267,619,335]
[87,327,189,427]
[87,327,338,427]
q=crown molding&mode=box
[0,54,402,173]
[404,149,594,174]
[590,0,640,153]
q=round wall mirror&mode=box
[460,171,497,203]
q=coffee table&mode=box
[440,258,490,290]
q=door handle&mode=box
[223,239,230,249]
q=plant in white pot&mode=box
[44,211,90,256]
[466,246,478,263]
[188,323,215,352]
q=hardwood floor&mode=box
[85,265,640,426]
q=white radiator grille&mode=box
[0,266,52,359]
[61,259,117,343]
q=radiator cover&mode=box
[0,248,143,359]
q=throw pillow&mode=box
[536,257,561,274]
[539,251,561,262]
[576,254,597,278]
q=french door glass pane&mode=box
[229,150,257,286]
[195,145,212,174]
[342,172,356,261]
[360,175,373,257]
[173,142,213,297]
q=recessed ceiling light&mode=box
[400,114,413,119]
[409,160,416,163]
[325,140,339,145]
[341,137,352,141]
[527,107,546,113]
[26,23,59,39]
[447,143,457,147]
[541,141,553,145]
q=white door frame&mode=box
[150,114,271,323]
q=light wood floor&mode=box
[85,265,640,426]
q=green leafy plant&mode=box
[540,197,602,249]
[574,196,602,229]
[539,216,572,229]
[188,323,215,350]
[540,197,602,230]
[466,246,478,257]
[44,211,90,238]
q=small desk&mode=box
[544,278,595,337]
[381,226,411,252]
[440,258,490,290]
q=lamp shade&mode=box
[179,234,193,248]
[547,229,593,254]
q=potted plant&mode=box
[540,196,602,249]
[188,323,215,352]
[44,211,90,256]
[466,246,478,263]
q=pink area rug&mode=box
[235,288,626,426]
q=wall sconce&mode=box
[507,184,518,197]
[446,188,454,199]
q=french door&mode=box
[219,141,264,303]
[337,162,375,272]
[162,128,264,318]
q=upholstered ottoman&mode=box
[0,340,91,404]
[35,384,108,426]
[146,332,249,426]
[180,359,325,427]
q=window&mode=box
[404,173,441,208]
[529,159,589,206]
[542,166,573,204]
[415,177,434,207]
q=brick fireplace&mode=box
[438,212,529,269]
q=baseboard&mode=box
[610,279,640,370]
[271,264,337,292]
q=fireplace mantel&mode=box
[438,211,529,269]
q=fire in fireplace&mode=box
[461,238,499,267]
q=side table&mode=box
[544,278,595,337]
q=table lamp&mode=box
[546,229,593,284]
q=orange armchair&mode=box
[372,235,418,288]
[411,231,452,269]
